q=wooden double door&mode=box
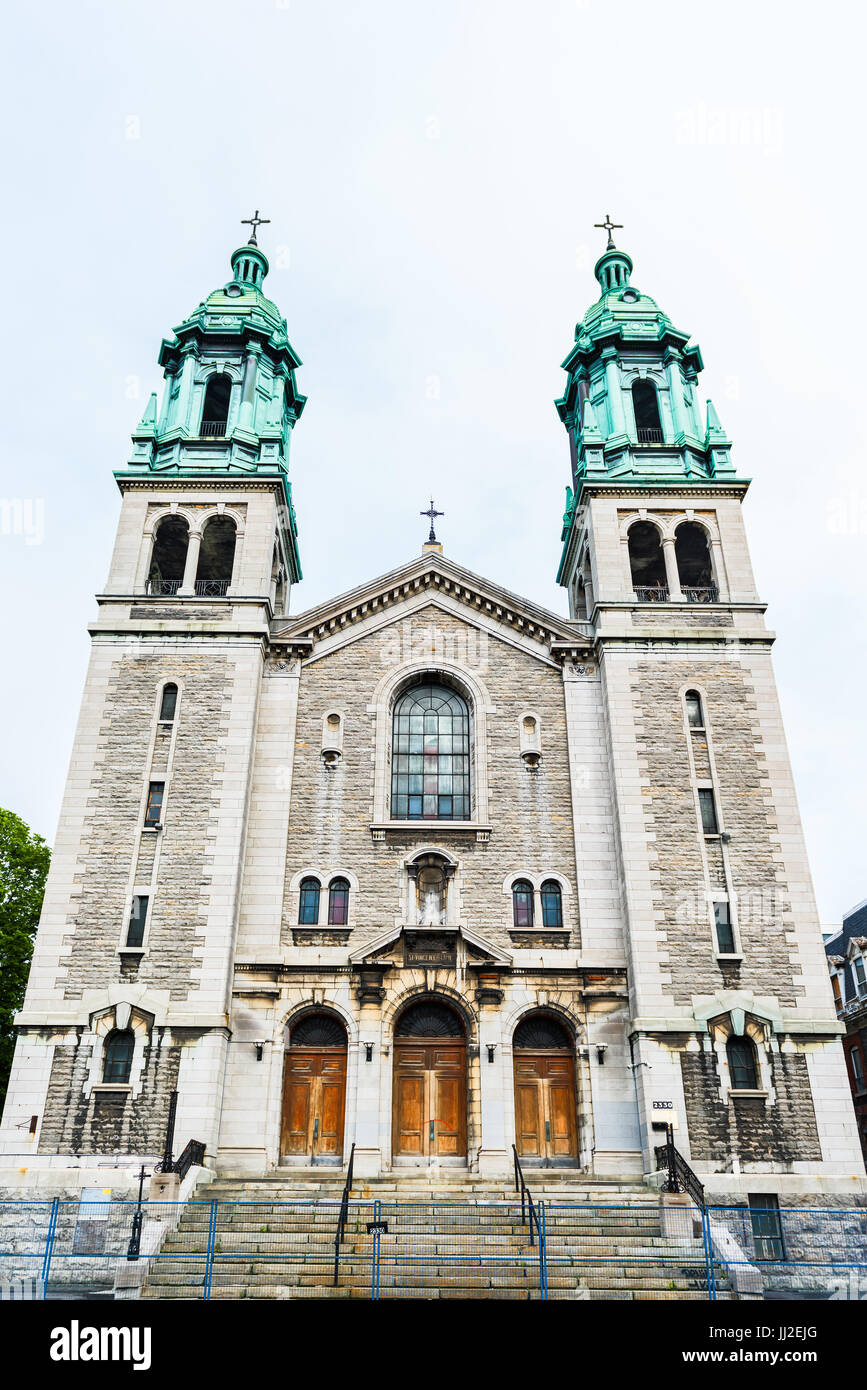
[513,1051,578,1166]
[393,1041,467,1161]
[281,1048,347,1164]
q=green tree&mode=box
[0,808,50,1111]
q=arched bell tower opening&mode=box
[280,1010,348,1166]
[512,1011,579,1168]
[392,998,467,1166]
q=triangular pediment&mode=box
[272,552,591,660]
[349,923,511,968]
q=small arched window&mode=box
[148,515,189,595]
[200,373,232,435]
[298,877,321,925]
[195,516,237,597]
[540,880,563,928]
[684,690,704,728]
[727,1036,759,1091]
[391,682,470,820]
[512,879,534,928]
[159,683,178,722]
[328,877,350,926]
[632,379,663,442]
[675,522,715,600]
[103,1030,135,1084]
[628,521,667,599]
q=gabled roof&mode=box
[273,551,591,654]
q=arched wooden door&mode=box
[281,1013,347,1165]
[393,999,467,1164]
[513,1013,578,1168]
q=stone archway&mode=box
[392,998,467,1166]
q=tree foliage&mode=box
[0,808,50,1111]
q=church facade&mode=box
[2,227,862,1200]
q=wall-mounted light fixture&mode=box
[487,1045,496,1064]
[365,1043,374,1062]
[595,1044,608,1065]
[255,1042,264,1061]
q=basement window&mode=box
[748,1193,786,1262]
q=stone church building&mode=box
[2,225,862,1202]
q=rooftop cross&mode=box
[594,213,623,250]
[420,498,444,543]
[240,210,271,246]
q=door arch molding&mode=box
[392,995,468,1165]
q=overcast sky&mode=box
[1,0,864,925]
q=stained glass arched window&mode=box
[727,1036,759,1090]
[391,682,470,820]
[512,880,534,927]
[328,878,350,926]
[298,877,321,924]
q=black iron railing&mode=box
[146,578,182,595]
[659,1126,705,1208]
[194,578,231,597]
[332,1143,356,1285]
[634,585,669,603]
[682,585,719,603]
[637,427,664,443]
[200,420,227,437]
[175,1140,206,1181]
[511,1145,542,1248]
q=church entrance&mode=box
[392,999,467,1165]
[281,1012,347,1165]
[513,1012,579,1167]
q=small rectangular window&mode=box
[855,957,866,991]
[126,895,148,948]
[698,787,718,834]
[685,692,704,728]
[714,901,735,954]
[849,1045,866,1092]
[831,973,842,1006]
[145,782,165,826]
[748,1193,785,1262]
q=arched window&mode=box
[195,516,237,596]
[391,681,470,820]
[328,877,350,926]
[200,373,232,436]
[103,1030,135,1084]
[632,379,663,442]
[147,515,189,595]
[514,1012,572,1049]
[684,690,704,728]
[395,999,465,1038]
[159,683,178,722]
[627,520,667,599]
[298,877,321,924]
[675,522,716,601]
[540,880,563,928]
[512,879,534,928]
[290,1012,347,1047]
[727,1036,759,1090]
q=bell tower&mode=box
[553,223,862,1190]
[0,223,309,1168]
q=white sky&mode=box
[1,0,865,924]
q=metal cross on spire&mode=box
[420,498,444,543]
[240,210,271,246]
[594,213,623,250]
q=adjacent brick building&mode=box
[1,226,863,1204]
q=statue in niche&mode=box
[416,862,447,926]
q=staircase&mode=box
[141,1172,719,1301]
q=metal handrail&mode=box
[634,585,669,602]
[661,1125,705,1208]
[511,1145,541,1249]
[332,1143,356,1285]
